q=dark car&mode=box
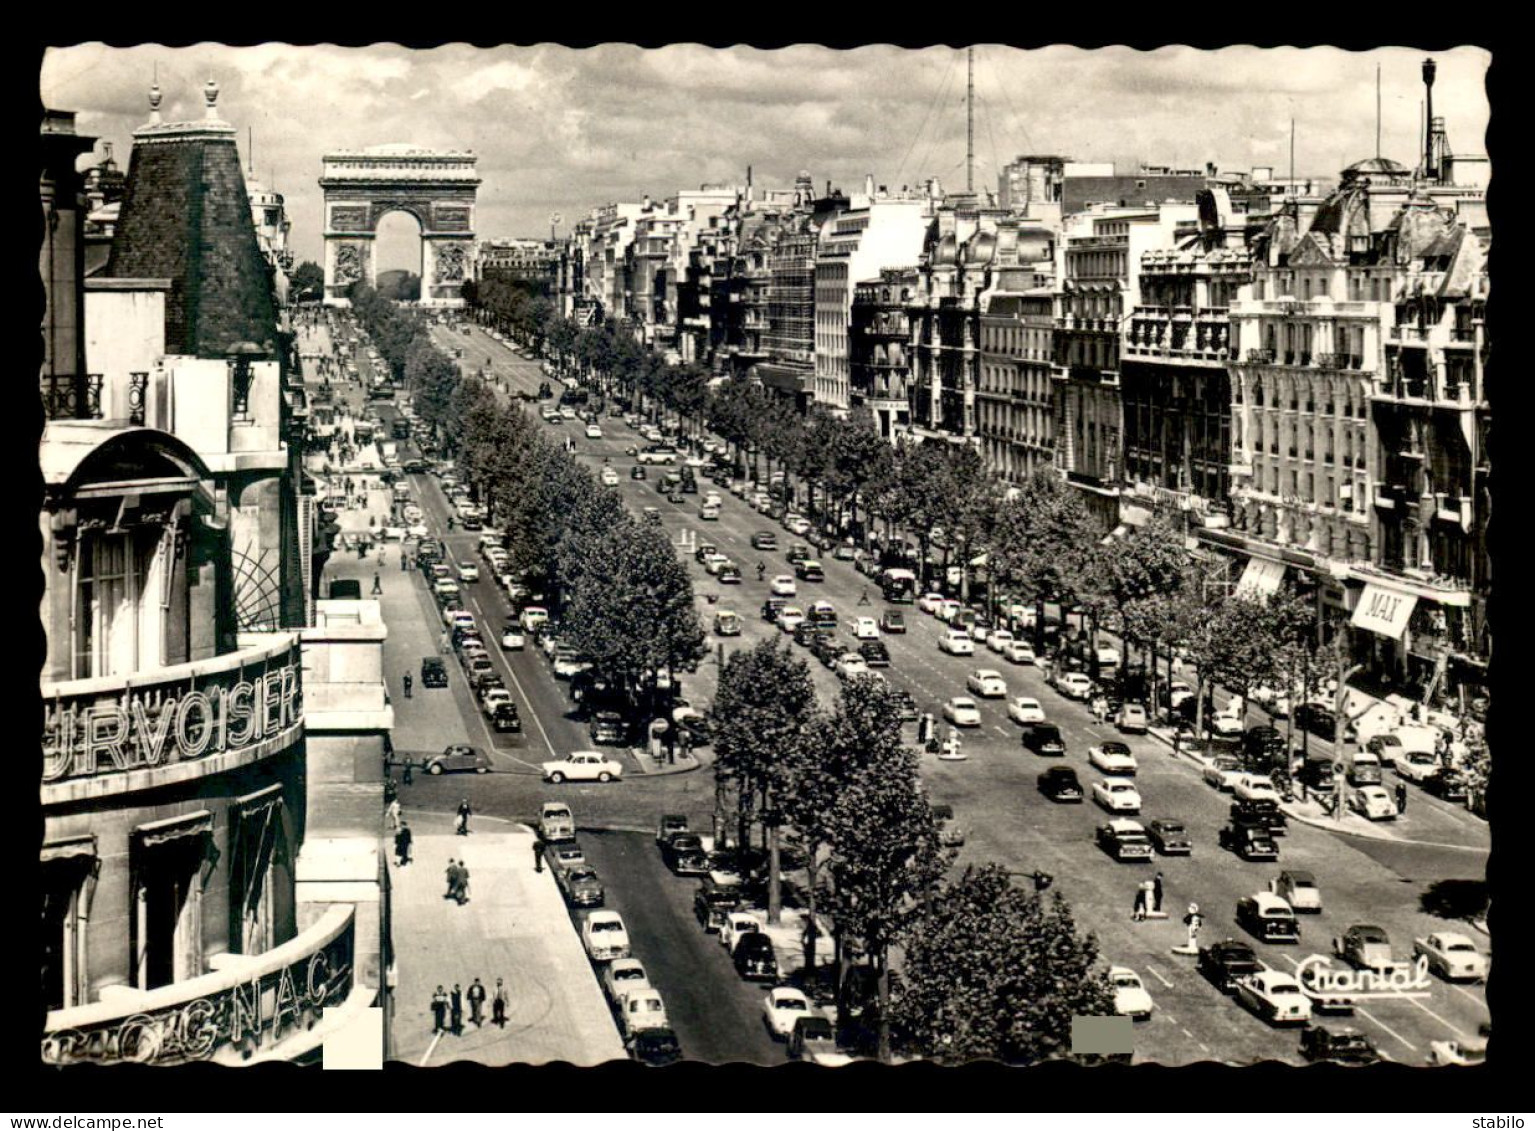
[663,832,707,872]
[858,641,891,667]
[890,689,921,722]
[1294,702,1338,740]
[761,597,789,623]
[694,542,720,564]
[675,713,713,747]
[751,531,778,551]
[1299,1025,1381,1065]
[693,879,742,932]
[1146,818,1193,855]
[1231,798,1288,837]
[629,464,648,480]
[813,636,843,668]
[1038,766,1084,802]
[555,864,605,908]
[1237,894,1302,943]
[793,622,820,647]
[589,711,627,746]
[656,814,689,845]
[1423,767,1468,801]
[1219,822,1279,861]
[733,932,779,981]
[880,609,906,633]
[788,1015,841,1063]
[1242,725,1289,771]
[785,544,812,566]
[795,560,825,582]
[718,564,742,584]
[630,1026,682,1066]
[420,656,448,688]
[1022,722,1066,757]
[1096,820,1154,862]
[491,703,522,733]
[1198,939,1264,993]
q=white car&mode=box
[1008,697,1046,725]
[457,561,480,583]
[850,616,880,640]
[771,575,798,597]
[585,424,603,440]
[943,697,983,727]
[481,688,514,717]
[1166,681,1194,709]
[1347,785,1396,821]
[552,650,592,680]
[600,468,620,487]
[1088,742,1139,776]
[699,504,721,521]
[703,552,730,576]
[1092,777,1142,813]
[1234,968,1313,1026]
[835,654,870,680]
[1395,750,1442,784]
[433,579,461,601]
[541,750,624,784]
[720,911,763,954]
[581,910,631,961]
[403,504,424,522]
[1413,932,1487,982]
[1207,706,1246,738]
[917,592,948,614]
[501,624,526,650]
[1203,756,1244,791]
[1232,774,1281,804]
[785,516,811,536]
[1055,672,1094,700]
[1109,966,1155,1021]
[985,628,1015,653]
[762,986,816,1040]
[935,600,964,624]
[408,522,430,539]
[618,988,668,1040]
[938,629,975,656]
[1002,640,1037,666]
[520,606,550,633]
[597,952,644,1007]
[777,607,806,632]
[966,670,1007,698]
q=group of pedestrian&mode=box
[1132,872,1165,921]
[445,858,471,904]
[430,978,509,1036]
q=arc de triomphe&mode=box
[318,144,480,307]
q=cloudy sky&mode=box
[41,44,1489,271]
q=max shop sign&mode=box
[41,922,353,1065]
[1295,953,1433,1001]
[42,659,303,784]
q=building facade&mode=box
[850,268,918,440]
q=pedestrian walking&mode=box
[1153,872,1165,914]
[532,839,544,873]
[386,797,402,831]
[403,672,413,698]
[450,985,464,1036]
[1132,884,1147,921]
[1396,781,1408,814]
[492,978,509,1027]
[440,629,451,655]
[858,587,871,606]
[372,571,382,595]
[456,799,472,836]
[456,861,471,904]
[395,821,413,866]
[402,761,414,786]
[756,561,766,582]
[467,978,487,1027]
[445,859,462,901]
[1032,870,1053,893]
[431,985,449,1033]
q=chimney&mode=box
[865,173,875,198]
[1422,58,1437,181]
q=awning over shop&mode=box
[40,835,97,864]
[1235,556,1287,599]
[1350,583,1419,640]
[135,810,213,849]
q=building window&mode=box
[41,838,98,1012]
[132,814,214,991]
[231,787,293,956]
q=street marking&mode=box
[419,1030,443,1067]
[993,725,1010,737]
[1450,983,1487,1007]
[1146,964,1174,989]
[1403,993,1475,1040]
[1355,1005,1417,1051]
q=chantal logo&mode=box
[1295,953,1434,1000]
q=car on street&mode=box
[1202,755,1245,791]
[1165,681,1194,709]
[718,563,742,584]
[420,656,449,688]
[858,641,890,667]
[850,616,880,640]
[589,711,627,746]
[1264,869,1321,914]
[698,503,720,521]
[630,465,647,480]
[600,467,620,487]
[713,609,742,637]
[789,1015,851,1066]
[1146,818,1192,856]
[1088,741,1139,776]
[1219,820,1279,861]
[1114,702,1150,734]
[500,621,526,651]
[942,697,983,727]
[1092,777,1142,813]
[733,932,779,982]
[1237,893,1301,943]
[1096,819,1154,862]
[720,910,763,954]
[1205,705,1246,739]
[966,669,1008,698]
[1428,1031,1489,1066]
[1330,924,1404,974]
[1299,1025,1381,1065]
[422,744,491,775]
[785,544,812,565]
[1038,766,1084,803]
[1021,722,1066,757]
[1393,748,1442,784]
[1423,767,1469,802]
[1008,696,1047,725]
[770,574,798,597]
[693,878,742,931]
[985,628,1015,654]
[1414,932,1487,982]
[655,814,689,845]
[794,559,825,582]
[776,606,806,633]
[1232,773,1281,804]
[585,424,603,440]
[1198,939,1265,993]
[762,986,817,1040]
[555,863,605,908]
[1001,640,1037,665]
[520,606,550,633]
[480,687,515,717]
[541,750,624,784]
[752,531,778,551]
[1109,967,1155,1021]
[1234,968,1313,1026]
[552,649,593,680]
[490,703,522,733]
[834,654,870,681]
[879,609,906,633]
[938,629,975,656]
[1054,672,1094,700]
[456,561,480,583]
[1346,785,1397,821]
[538,802,575,842]
[891,688,920,722]
[617,989,669,1042]
[1294,702,1340,740]
[917,591,947,614]
[581,911,631,961]
[602,957,651,1006]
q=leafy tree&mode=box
[1085,515,1191,701]
[990,470,1098,651]
[891,865,1115,1065]
[291,260,325,301]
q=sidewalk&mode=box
[388,817,626,1066]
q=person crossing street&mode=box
[403,672,413,698]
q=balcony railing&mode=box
[41,373,103,421]
[41,634,305,796]
[127,372,149,426]
[1245,349,1275,364]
